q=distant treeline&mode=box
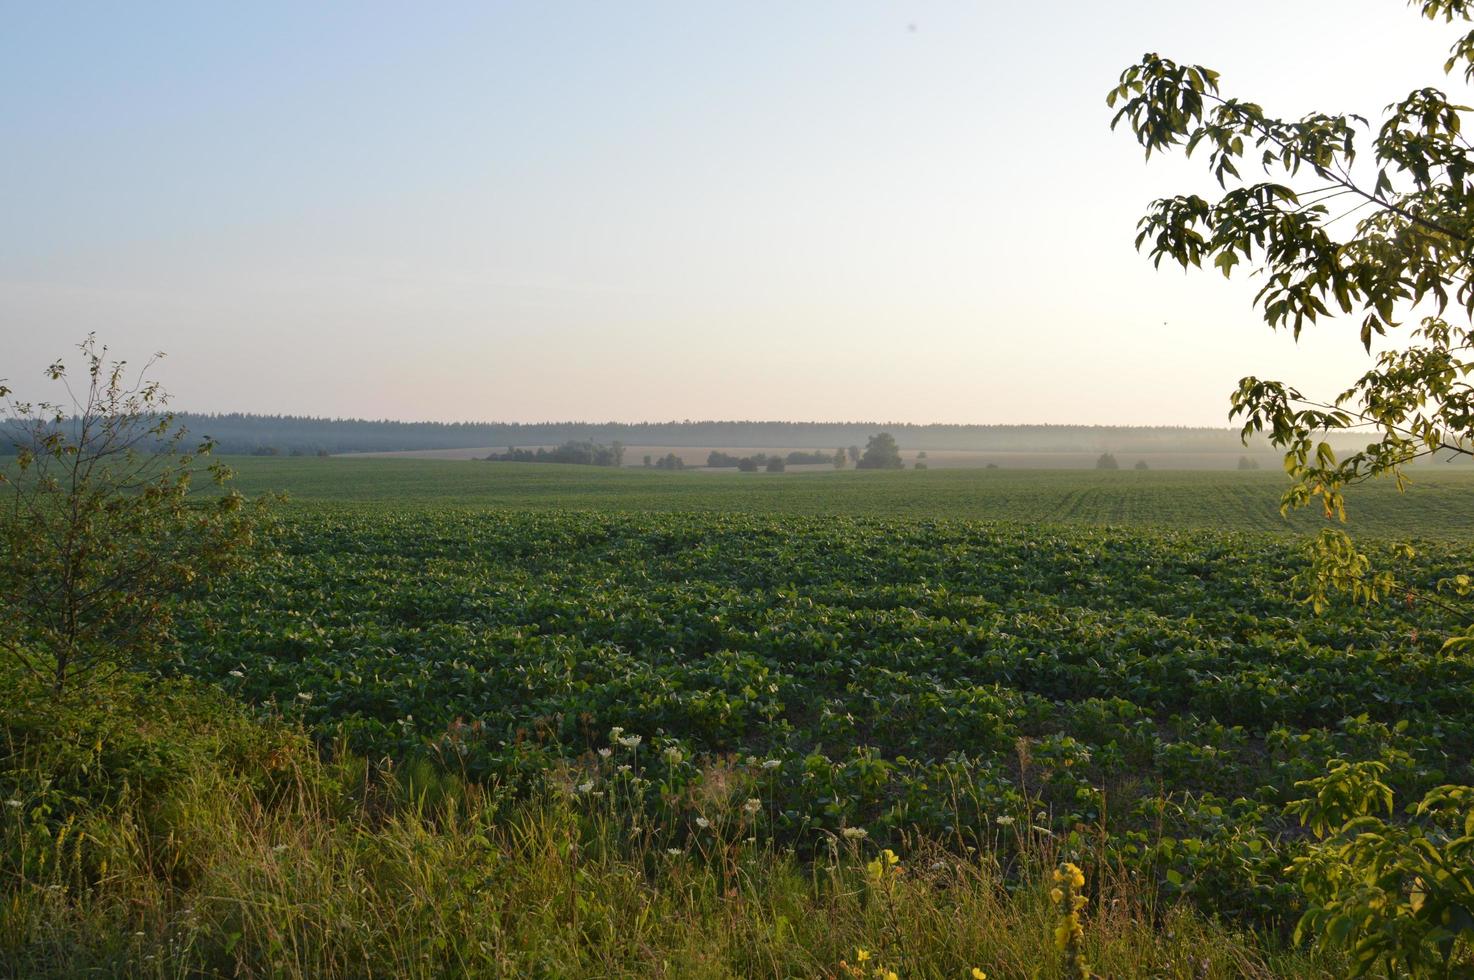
[0,413,1291,456]
[708,450,835,468]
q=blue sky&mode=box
[2,2,1467,424]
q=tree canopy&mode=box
[1108,0,1474,525]
[856,432,905,469]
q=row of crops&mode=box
[176,509,1474,927]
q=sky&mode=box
[1,1,1468,426]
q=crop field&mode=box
[222,455,1474,539]
[175,502,1474,927]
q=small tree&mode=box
[1237,455,1261,471]
[765,456,786,472]
[832,448,846,469]
[856,432,904,469]
[1095,452,1120,470]
[847,445,861,464]
[1134,460,1149,470]
[0,336,266,694]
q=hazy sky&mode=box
[2,2,1467,425]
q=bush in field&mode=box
[653,453,685,471]
[856,433,904,470]
[1134,460,1149,471]
[765,456,786,472]
[707,451,743,468]
[1096,453,1119,470]
[832,448,847,469]
[0,336,265,694]
[1238,456,1261,471]
[737,457,759,472]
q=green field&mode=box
[8,453,1472,975]
[225,455,1474,539]
[167,461,1474,932]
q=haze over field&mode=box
[4,1,1468,427]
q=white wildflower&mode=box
[841,827,868,840]
[695,816,710,829]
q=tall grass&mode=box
[1,675,1339,978]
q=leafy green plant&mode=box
[0,336,267,693]
[1288,760,1474,976]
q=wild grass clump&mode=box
[1,671,1340,978]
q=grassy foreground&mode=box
[0,671,1338,979]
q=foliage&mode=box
[1288,761,1474,977]
[1110,4,1474,966]
[0,337,264,693]
[766,456,786,472]
[1096,453,1119,470]
[856,433,904,470]
[1107,1,1474,529]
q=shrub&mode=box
[0,337,265,693]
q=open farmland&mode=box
[170,475,1474,930]
[223,455,1474,538]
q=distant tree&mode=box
[847,445,861,464]
[707,451,743,468]
[1134,460,1149,470]
[917,450,928,460]
[1237,455,1261,471]
[1096,453,1120,470]
[914,460,928,470]
[643,455,653,468]
[316,449,330,458]
[856,432,904,470]
[832,448,847,469]
[737,457,759,472]
[985,462,1000,470]
[610,440,626,467]
[653,453,685,470]
[784,450,831,465]
[765,456,786,472]
[0,336,266,694]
